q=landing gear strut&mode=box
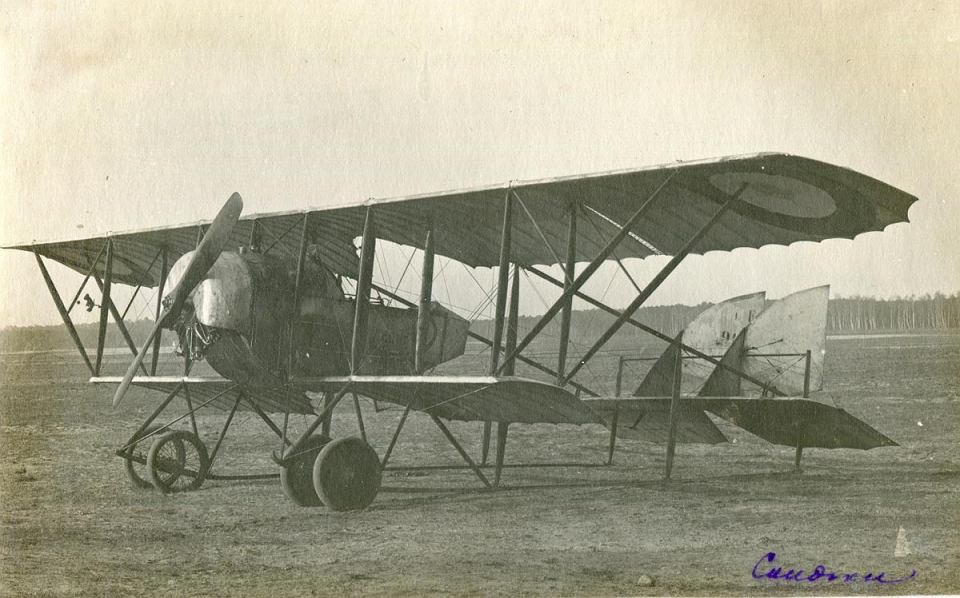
[123,425,167,489]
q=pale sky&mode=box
[1,1,958,327]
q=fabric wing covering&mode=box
[305,376,603,425]
[90,376,315,415]
[9,153,917,287]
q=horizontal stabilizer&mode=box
[586,396,895,450]
[700,397,897,450]
[587,397,728,444]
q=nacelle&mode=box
[164,247,469,386]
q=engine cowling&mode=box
[165,250,255,335]
[164,249,293,386]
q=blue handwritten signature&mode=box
[752,552,917,584]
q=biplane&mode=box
[4,153,916,511]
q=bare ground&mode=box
[1,333,958,596]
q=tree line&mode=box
[827,293,960,331]
[1,293,958,353]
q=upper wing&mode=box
[302,375,602,425]
[7,153,916,286]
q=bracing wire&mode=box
[519,269,604,391]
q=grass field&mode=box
[1,332,958,596]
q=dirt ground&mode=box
[1,332,958,596]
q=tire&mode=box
[280,435,330,507]
[124,425,167,489]
[147,430,209,493]
[313,437,381,511]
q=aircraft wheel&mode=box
[124,425,168,489]
[313,437,381,511]
[147,430,209,493]
[280,435,330,507]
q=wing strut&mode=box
[94,275,148,376]
[350,208,377,373]
[414,225,436,373]
[561,181,748,384]
[493,265,521,484]
[286,213,311,378]
[489,191,514,374]
[94,239,112,375]
[380,224,438,471]
[150,247,168,375]
[557,202,578,382]
[34,252,94,375]
[495,170,678,375]
[664,333,685,480]
[483,192,514,464]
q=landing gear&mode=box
[123,425,167,489]
[146,430,210,493]
[313,437,382,511]
[279,436,382,510]
[279,435,330,507]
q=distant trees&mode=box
[0,319,162,354]
[827,293,960,331]
[2,294,958,353]
[472,294,960,341]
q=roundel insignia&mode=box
[708,171,837,219]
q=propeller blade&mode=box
[165,192,244,318]
[112,316,166,408]
[113,192,244,408]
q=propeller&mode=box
[112,193,244,408]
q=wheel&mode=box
[313,437,381,511]
[124,425,170,489]
[146,430,209,493]
[280,435,330,507]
